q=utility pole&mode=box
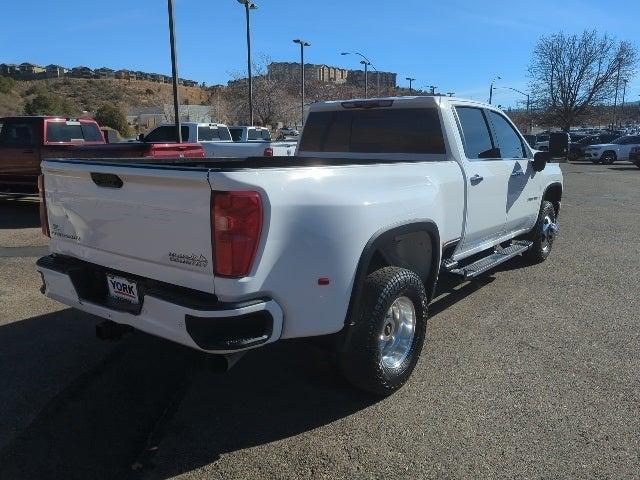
[293,39,310,127]
[167,0,181,142]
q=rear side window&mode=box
[299,108,445,154]
[144,125,189,142]
[0,121,37,146]
[486,110,526,158]
[46,122,103,143]
[247,129,271,141]
[198,126,231,142]
[229,128,242,142]
[455,107,495,159]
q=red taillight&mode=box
[263,147,273,157]
[212,191,263,278]
[38,175,50,237]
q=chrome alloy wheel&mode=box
[379,296,416,369]
[541,214,559,254]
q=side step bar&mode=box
[449,240,533,279]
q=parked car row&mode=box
[524,128,640,166]
[140,123,297,158]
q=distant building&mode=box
[45,64,67,78]
[127,105,212,132]
[115,69,135,81]
[69,66,95,79]
[347,70,397,89]
[0,63,19,77]
[268,62,349,84]
[95,67,115,79]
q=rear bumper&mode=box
[37,255,283,354]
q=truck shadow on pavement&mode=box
[0,309,377,480]
[0,199,41,229]
[0,262,516,480]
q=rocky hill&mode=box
[0,77,214,117]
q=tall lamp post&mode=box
[406,77,416,94]
[620,78,628,127]
[237,0,258,125]
[167,0,182,142]
[429,85,437,95]
[341,51,378,97]
[488,75,501,104]
[293,38,310,127]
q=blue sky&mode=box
[2,0,639,108]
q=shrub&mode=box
[0,76,16,94]
[95,103,131,136]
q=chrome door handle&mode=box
[511,171,525,177]
[470,174,483,184]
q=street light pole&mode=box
[167,0,182,142]
[611,62,621,130]
[489,75,501,104]
[237,0,258,125]
[341,51,377,97]
[406,77,415,94]
[620,78,628,127]
[360,60,370,98]
[293,39,310,127]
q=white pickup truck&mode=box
[37,96,563,395]
[142,122,296,158]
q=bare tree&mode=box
[528,30,637,130]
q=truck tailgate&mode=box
[41,160,215,293]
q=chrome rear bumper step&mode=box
[449,240,533,279]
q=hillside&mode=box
[0,77,213,117]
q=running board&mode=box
[449,240,533,279]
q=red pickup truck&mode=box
[0,116,205,196]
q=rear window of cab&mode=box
[299,108,445,154]
[46,121,103,143]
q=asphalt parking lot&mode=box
[0,161,639,480]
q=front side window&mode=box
[487,110,526,158]
[455,107,495,159]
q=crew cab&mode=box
[0,116,204,196]
[37,96,563,395]
[142,122,296,158]
[583,135,640,164]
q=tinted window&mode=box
[197,126,231,141]
[487,110,526,158]
[247,129,271,141]
[455,107,494,159]
[0,121,36,146]
[229,128,242,142]
[46,122,103,142]
[299,108,445,154]
[144,125,189,142]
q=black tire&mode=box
[338,266,428,396]
[601,151,616,165]
[524,200,557,264]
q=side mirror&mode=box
[532,151,551,172]
[138,133,145,142]
[549,132,570,160]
